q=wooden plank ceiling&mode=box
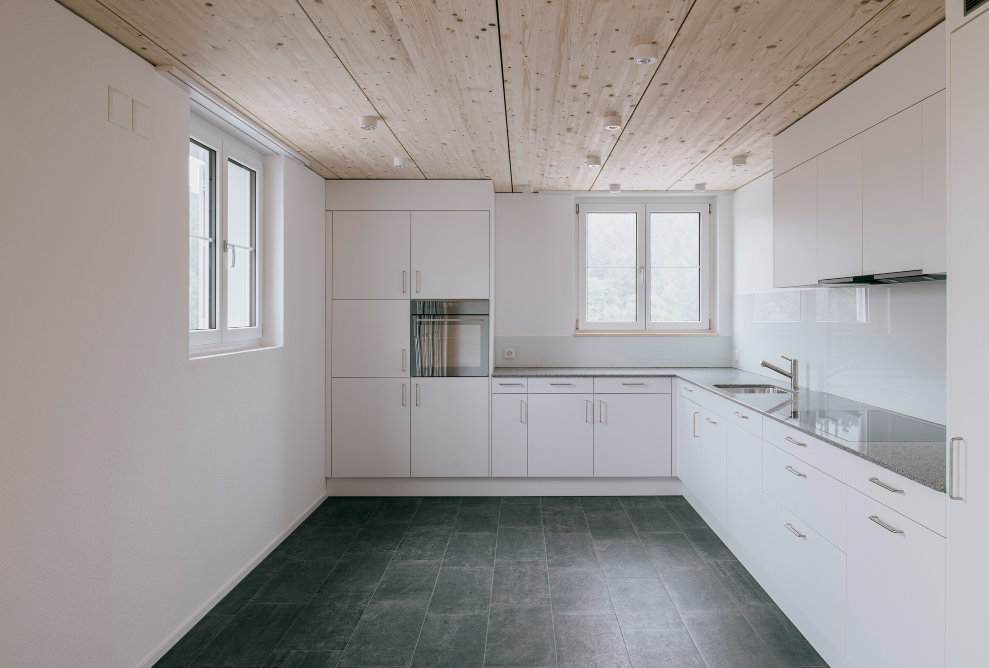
[58,0,942,192]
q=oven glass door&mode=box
[411,315,489,376]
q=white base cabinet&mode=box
[331,378,410,477]
[594,394,671,477]
[527,393,594,477]
[678,396,701,490]
[492,393,527,477]
[699,407,728,526]
[411,377,489,477]
[726,423,763,559]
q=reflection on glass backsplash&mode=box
[734,282,946,424]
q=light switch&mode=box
[132,99,152,139]
[108,86,131,130]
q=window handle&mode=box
[226,241,235,268]
[639,266,644,282]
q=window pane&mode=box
[754,292,802,322]
[227,160,256,328]
[586,212,637,322]
[650,212,699,267]
[189,141,214,331]
[587,268,637,322]
[650,268,699,322]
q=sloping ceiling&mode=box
[58,0,943,192]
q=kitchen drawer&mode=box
[843,453,945,537]
[678,381,702,401]
[493,378,528,394]
[762,417,848,482]
[680,383,734,418]
[763,493,846,653]
[527,377,593,394]
[726,403,762,438]
[594,376,671,394]
[763,442,847,551]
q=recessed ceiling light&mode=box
[732,155,748,168]
[633,44,660,65]
[604,115,622,130]
[694,183,706,192]
[359,116,378,130]
[587,155,602,169]
[518,184,533,194]
[393,156,408,168]
[609,183,621,193]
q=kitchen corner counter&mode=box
[493,366,947,492]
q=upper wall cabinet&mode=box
[774,158,818,288]
[818,137,863,281]
[411,211,489,299]
[333,211,411,299]
[922,90,946,275]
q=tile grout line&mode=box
[480,498,502,668]
[539,498,560,668]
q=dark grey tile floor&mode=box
[155,496,828,668]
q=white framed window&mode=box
[189,120,263,350]
[577,200,713,333]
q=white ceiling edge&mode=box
[536,190,734,196]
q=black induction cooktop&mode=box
[768,408,946,443]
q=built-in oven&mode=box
[411,300,489,377]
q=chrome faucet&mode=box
[760,356,798,391]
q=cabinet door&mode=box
[863,104,924,275]
[846,488,945,668]
[594,394,671,477]
[527,394,594,477]
[331,300,410,377]
[726,424,762,559]
[677,396,701,491]
[331,378,410,477]
[411,211,489,299]
[492,393,527,477]
[774,158,818,287]
[922,89,946,275]
[818,136,863,280]
[411,377,488,477]
[700,408,728,526]
[332,211,410,299]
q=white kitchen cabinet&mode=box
[527,393,594,477]
[492,393,527,477]
[331,378,410,477]
[817,136,863,280]
[862,104,924,275]
[331,300,410,378]
[411,211,489,299]
[593,394,671,477]
[677,396,701,490]
[846,487,945,668]
[922,89,947,275]
[411,377,488,477]
[774,158,818,287]
[332,211,411,299]
[726,423,763,559]
[699,407,728,526]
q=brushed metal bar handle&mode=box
[402,383,406,407]
[785,436,806,447]
[622,382,645,386]
[499,383,524,386]
[733,411,748,419]
[599,400,603,423]
[869,515,904,534]
[520,400,525,424]
[402,349,406,372]
[869,477,903,494]
[785,465,806,478]
[585,400,591,423]
[403,270,407,294]
[683,386,692,392]
[785,523,806,539]
[693,412,699,438]
[550,383,575,386]
[950,437,964,500]
[415,383,420,407]
[705,418,716,425]
[416,270,420,293]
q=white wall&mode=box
[732,175,947,424]
[494,193,734,367]
[0,2,327,667]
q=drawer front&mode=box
[846,488,945,668]
[762,417,848,482]
[493,378,528,394]
[678,381,702,401]
[527,377,593,393]
[594,376,672,394]
[726,403,762,438]
[763,494,846,653]
[763,442,847,551]
[680,383,734,418]
[844,453,945,537]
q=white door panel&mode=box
[411,211,489,299]
[331,378,410,477]
[527,394,594,477]
[492,393,528,477]
[332,211,410,299]
[594,394,671,477]
[411,377,488,477]
[332,300,410,377]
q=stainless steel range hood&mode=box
[819,270,946,286]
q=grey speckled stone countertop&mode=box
[493,366,946,492]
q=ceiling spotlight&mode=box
[604,115,622,130]
[732,155,748,168]
[359,115,378,130]
[518,184,533,194]
[633,44,660,65]
[694,183,707,192]
[587,155,602,169]
[393,156,408,168]
[609,183,621,193]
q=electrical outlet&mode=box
[504,348,515,359]
[734,349,739,362]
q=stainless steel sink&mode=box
[713,384,792,395]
